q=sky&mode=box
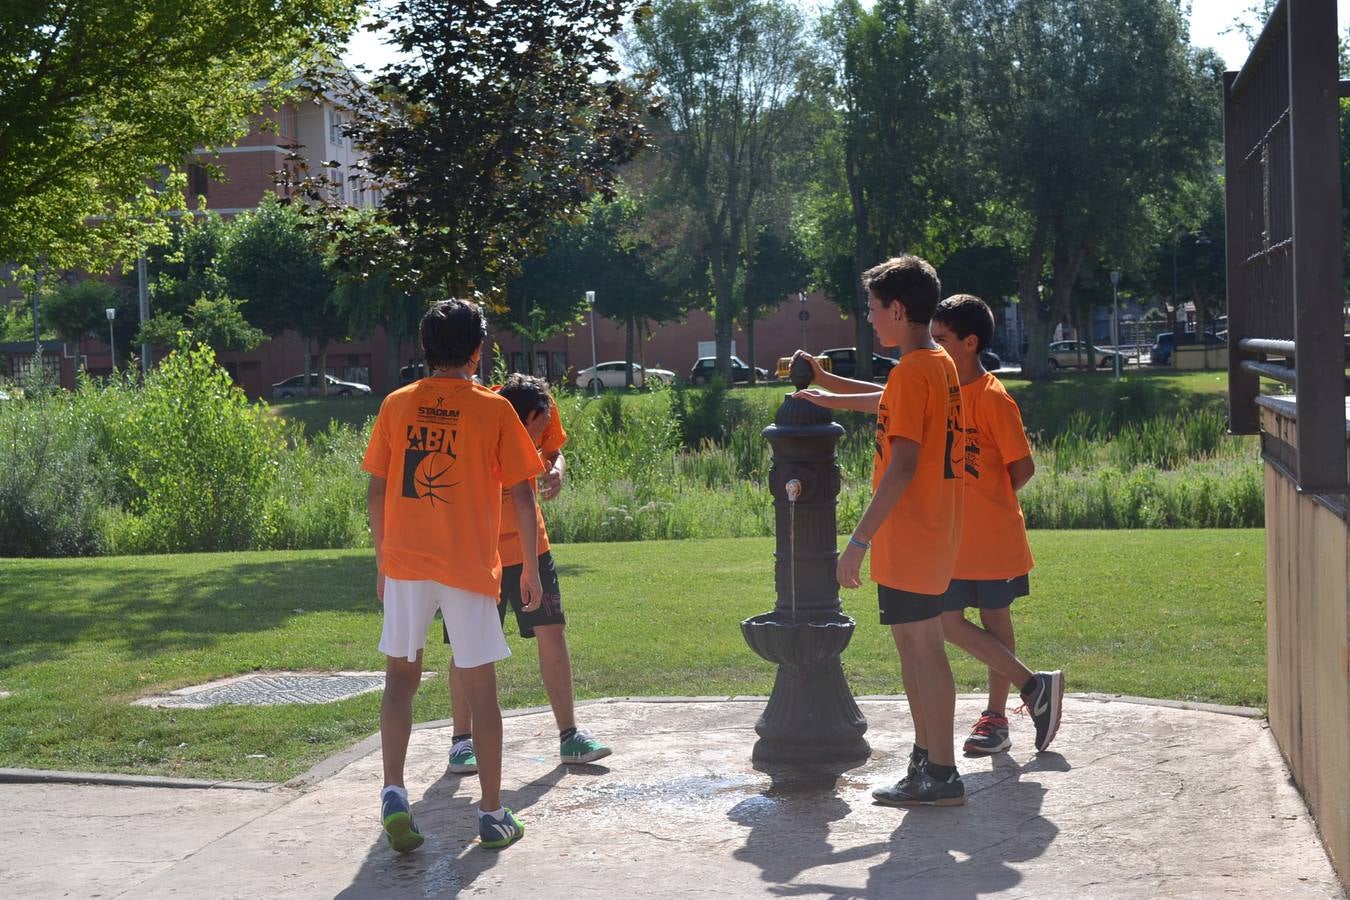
[341,1,1350,76]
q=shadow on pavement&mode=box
[335,762,602,897]
[732,754,1063,898]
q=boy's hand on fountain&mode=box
[792,388,835,408]
[837,543,865,589]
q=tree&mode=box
[218,196,342,393]
[0,0,359,277]
[742,227,810,379]
[138,296,264,355]
[817,0,960,378]
[949,0,1223,379]
[507,195,679,386]
[316,0,649,298]
[626,0,816,382]
[146,213,234,323]
[324,208,429,390]
[40,280,125,345]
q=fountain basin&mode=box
[741,610,856,668]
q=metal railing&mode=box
[1223,0,1348,494]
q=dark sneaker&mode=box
[560,728,612,764]
[479,807,525,850]
[1020,670,1064,751]
[381,790,425,853]
[872,769,965,807]
[963,710,1012,755]
[907,747,928,781]
[448,738,478,774]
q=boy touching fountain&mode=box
[443,373,612,774]
[930,294,1063,755]
[794,255,967,806]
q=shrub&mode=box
[0,392,110,556]
[109,341,285,553]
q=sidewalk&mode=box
[1,695,1343,899]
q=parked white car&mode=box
[271,373,372,398]
[574,361,676,390]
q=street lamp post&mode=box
[1109,270,1121,381]
[798,291,807,350]
[137,254,150,376]
[585,290,598,397]
[105,307,116,371]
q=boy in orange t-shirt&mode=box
[443,374,612,773]
[362,299,543,853]
[794,255,967,806]
[931,295,1063,755]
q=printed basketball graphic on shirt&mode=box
[401,424,460,505]
[964,426,981,479]
[944,384,964,480]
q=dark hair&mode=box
[934,294,995,353]
[420,298,486,370]
[498,372,553,424]
[861,255,942,324]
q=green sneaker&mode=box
[559,727,612,764]
[381,789,425,853]
[479,807,525,850]
[448,738,478,774]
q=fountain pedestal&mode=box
[740,363,869,763]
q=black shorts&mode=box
[939,574,1031,613]
[443,551,565,642]
[878,584,944,624]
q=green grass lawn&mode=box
[0,530,1265,782]
[268,394,381,436]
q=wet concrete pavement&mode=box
[1,695,1343,899]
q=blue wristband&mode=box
[848,536,870,551]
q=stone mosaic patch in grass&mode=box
[133,672,428,709]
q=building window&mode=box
[550,352,568,385]
[10,351,60,381]
[187,163,209,199]
[328,108,344,145]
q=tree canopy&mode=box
[0,0,359,277]
[321,0,650,298]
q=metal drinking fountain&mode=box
[740,357,870,763]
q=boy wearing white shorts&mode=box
[363,298,544,853]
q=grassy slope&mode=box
[0,529,1264,781]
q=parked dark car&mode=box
[688,356,768,385]
[980,349,1003,372]
[1150,331,1225,366]
[819,347,898,380]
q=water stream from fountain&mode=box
[786,479,801,623]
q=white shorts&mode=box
[380,578,510,668]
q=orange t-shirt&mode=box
[361,378,544,596]
[869,348,965,595]
[953,373,1034,580]
[497,403,567,567]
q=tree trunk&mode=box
[846,147,875,383]
[625,316,635,387]
[317,338,330,396]
[1016,223,1051,381]
[745,304,757,385]
[1048,240,1088,375]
